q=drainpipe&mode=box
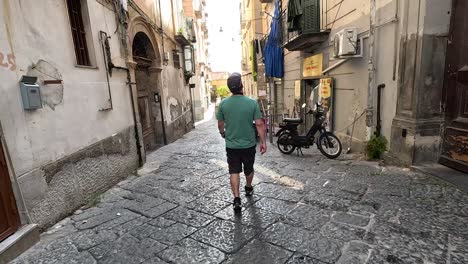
[113,65,144,167]
[376,84,385,136]
[157,93,168,144]
[392,0,399,81]
[189,83,196,128]
[99,31,113,111]
[157,0,167,65]
[366,0,377,140]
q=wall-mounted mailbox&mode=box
[20,76,42,110]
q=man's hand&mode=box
[255,118,267,154]
[218,120,225,138]
[260,142,267,154]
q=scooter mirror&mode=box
[302,103,306,108]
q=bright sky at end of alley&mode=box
[206,0,242,74]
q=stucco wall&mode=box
[0,0,134,177]
[281,0,403,148]
[0,0,139,228]
[325,0,400,144]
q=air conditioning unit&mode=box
[333,28,358,57]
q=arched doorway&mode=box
[132,32,164,151]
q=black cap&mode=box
[227,72,243,94]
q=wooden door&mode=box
[440,0,468,173]
[135,65,156,152]
[0,140,20,242]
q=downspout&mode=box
[376,84,385,136]
[392,0,399,81]
[157,0,167,65]
[156,0,169,139]
[189,84,196,128]
[366,0,377,140]
[158,93,168,144]
[112,2,143,166]
[99,31,113,111]
[113,65,144,166]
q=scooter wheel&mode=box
[277,133,296,154]
[317,132,342,159]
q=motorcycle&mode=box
[276,103,342,159]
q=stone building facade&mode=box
[183,0,212,121]
[0,0,202,260]
[272,0,466,172]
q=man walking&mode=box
[217,73,267,211]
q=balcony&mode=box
[281,0,330,51]
[176,17,196,46]
[201,21,208,33]
[194,0,203,19]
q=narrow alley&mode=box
[11,118,468,264]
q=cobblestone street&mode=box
[11,119,468,264]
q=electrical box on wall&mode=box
[19,76,42,110]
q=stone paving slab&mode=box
[159,238,225,264]
[11,118,468,264]
[223,239,293,264]
[191,219,260,253]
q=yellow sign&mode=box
[294,80,301,99]
[320,78,332,98]
[303,53,323,78]
[319,77,333,110]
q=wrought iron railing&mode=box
[280,0,329,47]
[177,13,196,43]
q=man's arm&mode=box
[255,118,267,154]
[218,120,225,138]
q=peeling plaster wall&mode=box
[0,0,138,227]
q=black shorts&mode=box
[226,146,256,175]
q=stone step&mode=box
[0,224,39,264]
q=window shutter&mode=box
[302,0,320,33]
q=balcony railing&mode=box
[194,0,203,19]
[176,16,196,46]
[280,0,330,51]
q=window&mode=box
[67,0,91,66]
[173,52,181,69]
[183,45,195,74]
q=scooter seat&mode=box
[283,118,303,124]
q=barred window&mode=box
[67,0,91,66]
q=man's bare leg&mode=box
[230,173,240,198]
[245,172,254,187]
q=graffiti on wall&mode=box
[0,51,16,71]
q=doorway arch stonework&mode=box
[127,17,165,156]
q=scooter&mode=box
[276,103,342,159]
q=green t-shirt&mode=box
[217,96,263,149]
